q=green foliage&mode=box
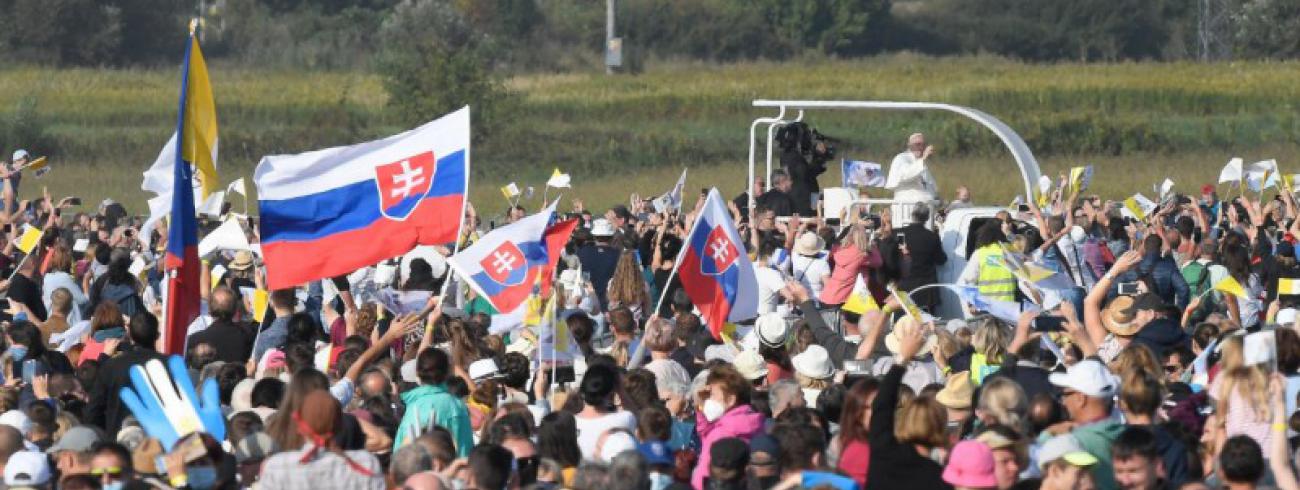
[376,0,514,136]
[0,97,55,159]
[1233,0,1300,58]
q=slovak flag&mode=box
[449,201,559,313]
[676,188,758,339]
[255,107,469,290]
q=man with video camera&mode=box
[777,122,834,216]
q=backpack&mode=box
[101,281,144,317]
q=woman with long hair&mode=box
[76,301,127,367]
[606,251,650,321]
[538,411,582,486]
[835,377,881,487]
[968,318,1010,385]
[975,377,1030,437]
[41,245,86,323]
[820,223,883,308]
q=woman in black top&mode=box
[865,320,953,490]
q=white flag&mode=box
[1218,157,1243,184]
[197,216,252,258]
[197,191,225,218]
[546,168,571,188]
[652,168,688,213]
[227,177,246,196]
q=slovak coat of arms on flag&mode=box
[375,151,436,220]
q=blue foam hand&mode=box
[117,355,225,450]
[168,356,226,443]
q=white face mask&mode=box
[701,399,727,422]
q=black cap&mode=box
[709,437,750,470]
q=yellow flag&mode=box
[501,182,521,200]
[22,156,46,171]
[523,292,543,326]
[1123,197,1147,221]
[15,226,40,254]
[889,284,923,322]
[1279,278,1300,296]
[549,296,568,353]
[1214,276,1247,300]
[180,35,220,199]
[251,289,270,323]
[842,290,878,315]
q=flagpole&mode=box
[632,204,695,371]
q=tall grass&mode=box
[4,55,1300,215]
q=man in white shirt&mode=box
[885,133,939,226]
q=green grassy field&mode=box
[6,55,1300,220]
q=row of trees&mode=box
[4,0,1300,68]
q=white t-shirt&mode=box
[753,265,789,316]
[791,254,831,302]
[575,411,638,461]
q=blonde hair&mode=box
[1217,336,1244,375]
[970,318,1009,362]
[847,224,874,255]
[895,396,947,448]
[796,373,831,390]
[977,377,1029,436]
[934,329,964,361]
[609,340,630,367]
[1110,343,1163,383]
[1219,365,1270,421]
[642,317,676,353]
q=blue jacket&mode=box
[1128,253,1190,309]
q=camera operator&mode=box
[777,122,833,216]
[885,132,939,226]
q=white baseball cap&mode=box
[468,358,500,382]
[590,218,615,237]
[1036,434,1099,470]
[4,451,50,486]
[1048,359,1116,398]
[10,150,27,162]
[0,410,31,437]
[1278,307,1298,327]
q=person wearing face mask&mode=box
[690,365,764,490]
[160,432,238,490]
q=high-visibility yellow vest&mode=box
[973,243,1017,302]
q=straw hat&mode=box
[228,250,254,271]
[935,372,974,410]
[793,232,826,257]
[884,315,937,355]
[733,350,769,381]
[1101,296,1140,336]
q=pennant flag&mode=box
[1213,275,1248,299]
[889,283,923,322]
[501,182,520,200]
[1284,174,1300,194]
[546,168,571,188]
[14,225,41,254]
[652,168,688,214]
[952,285,1024,324]
[255,106,469,290]
[162,33,217,356]
[197,217,252,258]
[674,188,758,340]
[1247,159,1279,192]
[1279,278,1300,296]
[226,177,246,196]
[1219,157,1243,184]
[537,293,576,362]
[210,264,226,291]
[841,159,885,187]
[1068,165,1093,194]
[21,156,47,172]
[447,201,557,313]
[841,277,878,315]
[1190,337,1219,386]
[250,289,269,323]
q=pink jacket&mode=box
[691,404,766,490]
[818,245,882,305]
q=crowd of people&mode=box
[0,137,1293,490]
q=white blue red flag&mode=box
[448,201,559,313]
[675,188,758,339]
[255,107,469,290]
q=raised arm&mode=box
[343,313,421,384]
[1085,250,1142,346]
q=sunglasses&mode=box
[90,467,123,478]
[1164,365,1180,373]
